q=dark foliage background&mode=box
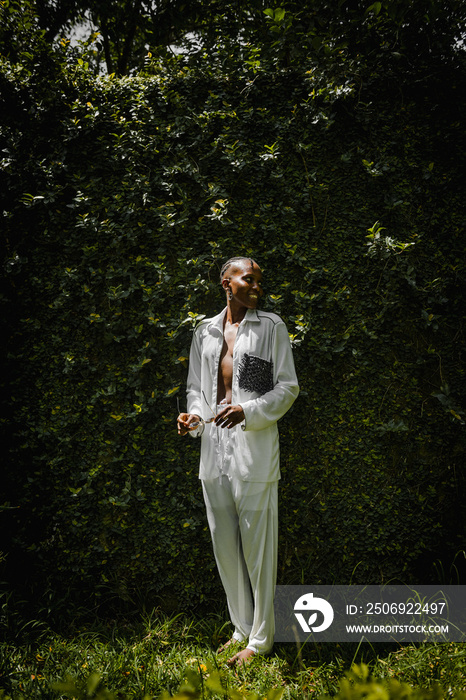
[1,0,465,617]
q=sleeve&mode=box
[239,320,299,431]
[185,325,204,437]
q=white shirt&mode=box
[187,307,299,481]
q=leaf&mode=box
[205,672,225,693]
[267,690,284,700]
[274,8,286,22]
[366,2,382,16]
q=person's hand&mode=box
[214,404,245,429]
[177,413,201,435]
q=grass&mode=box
[1,606,466,700]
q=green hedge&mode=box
[1,37,465,610]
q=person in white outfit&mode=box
[177,256,299,665]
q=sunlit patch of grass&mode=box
[0,610,465,699]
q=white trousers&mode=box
[202,474,278,654]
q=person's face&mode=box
[223,260,264,309]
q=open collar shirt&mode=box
[187,307,299,482]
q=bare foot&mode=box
[216,638,237,654]
[227,648,255,666]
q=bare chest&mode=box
[217,322,239,402]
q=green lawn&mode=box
[1,609,466,699]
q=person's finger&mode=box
[215,405,230,419]
[221,413,237,428]
[177,413,193,435]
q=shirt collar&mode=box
[207,307,261,334]
[244,308,261,323]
